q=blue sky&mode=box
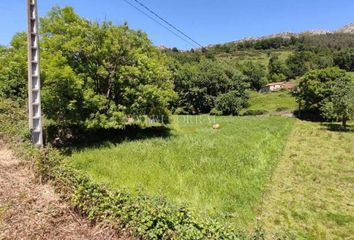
[1,0,353,49]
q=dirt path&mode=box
[0,140,129,240]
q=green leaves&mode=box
[216,90,249,116]
[0,33,27,102]
[172,58,249,115]
[39,6,175,130]
[320,77,354,127]
[296,67,354,126]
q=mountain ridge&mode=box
[205,23,354,48]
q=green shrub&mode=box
[216,91,248,115]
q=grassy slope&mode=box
[244,90,297,113]
[68,115,294,227]
[261,120,354,239]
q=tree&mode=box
[172,58,249,114]
[216,90,248,115]
[286,47,334,79]
[334,48,354,72]
[241,61,268,90]
[295,67,354,126]
[268,55,288,81]
[39,6,176,129]
[286,50,316,78]
[320,79,354,128]
[0,33,28,102]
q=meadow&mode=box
[68,115,294,226]
[244,90,297,114]
[262,120,354,239]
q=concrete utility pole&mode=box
[27,0,43,147]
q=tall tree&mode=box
[0,33,28,102]
[242,61,267,90]
[320,79,354,128]
[334,49,354,72]
[268,55,288,81]
[40,6,176,129]
[295,67,354,126]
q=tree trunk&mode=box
[342,118,347,129]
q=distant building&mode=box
[260,81,296,92]
[283,82,296,91]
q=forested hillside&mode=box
[162,26,354,115]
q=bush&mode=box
[216,91,248,115]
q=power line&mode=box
[122,0,197,47]
[132,0,203,48]
[124,0,203,48]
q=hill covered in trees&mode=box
[162,24,354,116]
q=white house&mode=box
[260,82,296,93]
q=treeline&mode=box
[164,42,354,115]
[0,6,354,132]
[201,33,354,54]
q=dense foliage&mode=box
[0,33,28,102]
[295,67,354,127]
[0,7,176,131]
[165,32,354,119]
[334,48,354,72]
[171,58,249,115]
[40,6,176,129]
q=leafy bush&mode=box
[216,91,249,115]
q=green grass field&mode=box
[244,90,297,113]
[261,120,354,239]
[68,115,294,226]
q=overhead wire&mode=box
[122,0,201,48]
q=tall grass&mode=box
[68,115,294,226]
